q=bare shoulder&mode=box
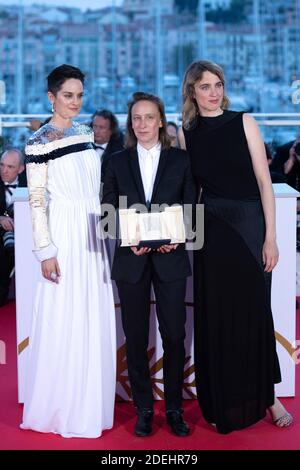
[242,113,258,128]
[242,113,261,138]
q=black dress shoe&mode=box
[134,408,153,437]
[166,410,190,437]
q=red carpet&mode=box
[0,300,299,450]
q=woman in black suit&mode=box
[103,92,196,437]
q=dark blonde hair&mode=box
[125,92,171,149]
[182,60,230,129]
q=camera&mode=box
[2,230,14,250]
[4,203,14,219]
[1,203,14,251]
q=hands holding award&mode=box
[118,205,185,255]
[130,244,178,256]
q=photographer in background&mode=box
[283,140,300,192]
[271,138,300,251]
[270,139,300,192]
[0,149,27,307]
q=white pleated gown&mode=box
[21,124,116,438]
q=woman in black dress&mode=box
[179,60,293,434]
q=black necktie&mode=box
[5,184,17,195]
[93,144,105,150]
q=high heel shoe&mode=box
[269,397,293,428]
[272,411,293,428]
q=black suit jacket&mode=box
[101,135,124,184]
[0,170,27,216]
[102,146,197,283]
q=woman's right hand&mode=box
[41,257,61,283]
[130,247,151,256]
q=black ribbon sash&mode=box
[25,142,94,164]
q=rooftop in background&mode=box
[0,0,299,115]
[0,0,123,10]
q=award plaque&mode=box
[118,206,186,248]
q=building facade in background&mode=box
[0,0,299,114]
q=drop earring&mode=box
[51,102,54,113]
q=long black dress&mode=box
[183,110,281,434]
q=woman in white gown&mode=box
[20,64,116,438]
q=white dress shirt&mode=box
[4,177,19,207]
[94,141,108,163]
[137,142,161,204]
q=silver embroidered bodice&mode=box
[26,122,92,148]
[25,122,97,261]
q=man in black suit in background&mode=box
[102,92,196,437]
[90,109,124,187]
[0,149,27,306]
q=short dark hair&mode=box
[91,109,122,141]
[125,92,171,149]
[47,64,85,95]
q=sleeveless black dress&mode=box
[184,110,281,434]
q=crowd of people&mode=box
[0,61,295,438]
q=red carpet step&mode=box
[0,301,299,450]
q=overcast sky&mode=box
[0,0,123,10]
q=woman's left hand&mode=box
[262,239,279,272]
[156,244,179,254]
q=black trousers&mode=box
[117,262,187,411]
[0,237,14,306]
